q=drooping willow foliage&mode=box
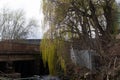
[41,0,71,75]
[40,37,66,75]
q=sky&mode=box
[116,0,120,3]
[0,0,44,39]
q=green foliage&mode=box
[40,37,66,75]
[109,3,120,35]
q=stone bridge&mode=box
[0,39,47,78]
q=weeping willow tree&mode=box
[41,0,120,78]
[41,0,72,75]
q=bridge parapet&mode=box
[0,40,40,55]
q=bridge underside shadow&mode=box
[0,55,49,78]
[13,59,47,78]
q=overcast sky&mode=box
[0,0,43,39]
[116,0,120,2]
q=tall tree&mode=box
[0,8,38,40]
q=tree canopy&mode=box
[0,8,38,40]
[43,0,118,41]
